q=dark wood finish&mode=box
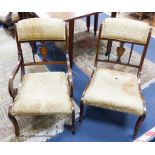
[106,12,117,55]
[34,12,100,66]
[86,16,90,32]
[133,115,146,138]
[8,24,75,136]
[79,22,152,138]
[136,12,145,20]
[72,109,75,134]
[8,106,20,136]
[94,13,98,36]
[18,12,36,20]
[105,39,112,56]
[68,19,74,66]
[111,12,117,18]
[79,101,84,123]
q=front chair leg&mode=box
[133,115,146,138]
[72,109,75,134]
[79,101,84,123]
[8,113,20,137]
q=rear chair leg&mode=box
[79,101,84,123]
[133,115,146,138]
[8,113,20,137]
[72,109,75,134]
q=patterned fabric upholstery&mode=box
[83,68,144,116]
[12,72,72,115]
[101,18,150,44]
[16,18,66,41]
[0,12,19,22]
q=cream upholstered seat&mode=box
[12,72,72,115]
[16,18,66,41]
[83,68,144,116]
[0,12,19,22]
[101,18,150,44]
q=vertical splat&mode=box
[128,43,134,64]
[39,43,48,62]
[117,42,125,62]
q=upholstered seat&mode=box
[16,18,66,41]
[0,12,19,22]
[101,18,150,44]
[12,72,72,115]
[83,68,144,116]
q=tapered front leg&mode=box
[68,20,74,67]
[79,101,84,123]
[133,115,146,138]
[72,109,75,135]
[8,113,20,137]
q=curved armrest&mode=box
[8,56,22,99]
[66,52,73,97]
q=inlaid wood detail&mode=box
[39,45,48,62]
[117,42,125,62]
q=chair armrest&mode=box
[66,52,73,97]
[8,56,22,99]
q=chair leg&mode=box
[72,109,75,135]
[133,115,146,138]
[8,113,20,137]
[79,101,84,123]
[86,16,90,32]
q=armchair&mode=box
[8,18,75,136]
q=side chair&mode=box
[79,18,152,138]
[8,18,75,136]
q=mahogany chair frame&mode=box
[8,24,75,136]
[79,22,152,138]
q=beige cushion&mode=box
[12,72,72,115]
[101,18,150,44]
[0,12,19,22]
[16,18,66,41]
[83,68,144,116]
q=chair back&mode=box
[15,18,68,73]
[95,18,152,75]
